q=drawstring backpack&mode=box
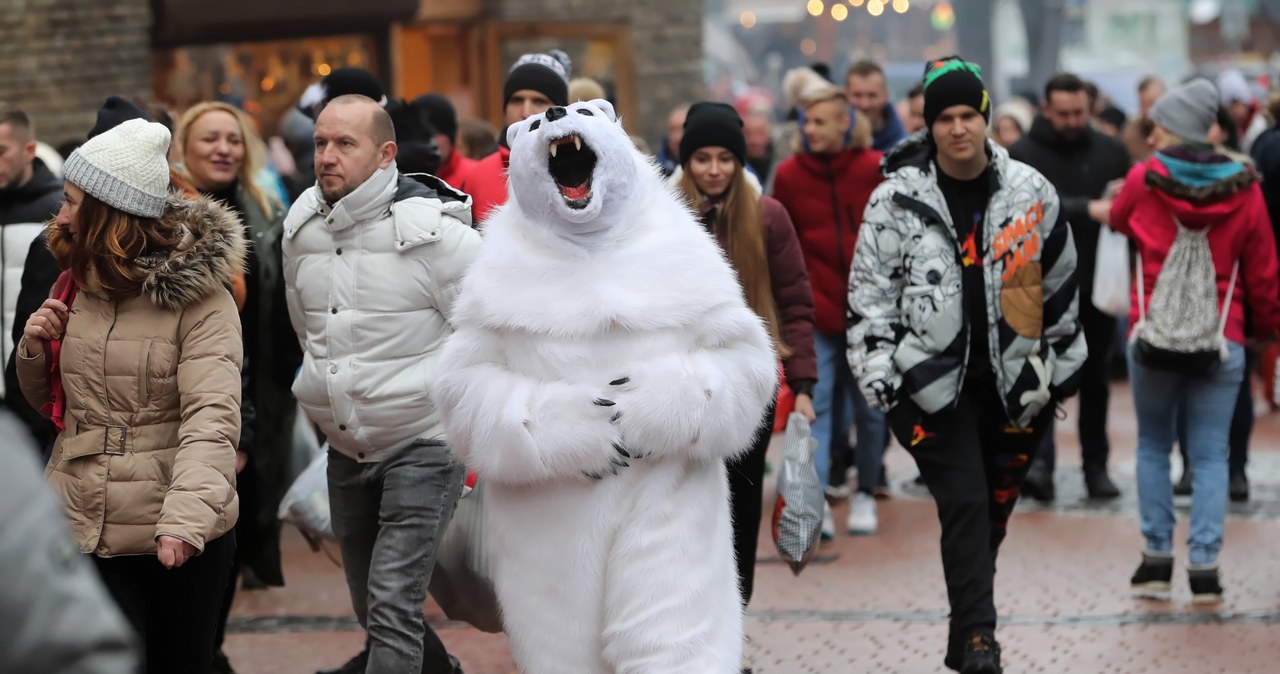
[1131,216,1238,375]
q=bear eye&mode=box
[529,119,541,131]
[576,108,594,116]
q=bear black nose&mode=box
[545,106,567,122]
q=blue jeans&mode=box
[1129,342,1244,566]
[329,440,466,673]
[813,331,889,491]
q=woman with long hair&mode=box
[17,118,245,673]
[672,102,817,617]
[173,101,301,673]
[1110,80,1280,603]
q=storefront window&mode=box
[152,34,379,137]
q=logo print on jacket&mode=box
[992,202,1043,282]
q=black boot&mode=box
[1129,551,1173,598]
[1084,466,1121,500]
[1173,470,1193,496]
[1229,470,1249,503]
[317,649,368,674]
[960,631,1002,674]
[1021,466,1055,503]
[1189,565,1224,605]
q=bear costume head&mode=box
[505,99,644,237]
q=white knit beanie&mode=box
[63,118,171,218]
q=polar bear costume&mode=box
[431,99,778,673]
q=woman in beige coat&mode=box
[16,118,245,674]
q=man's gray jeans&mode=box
[328,439,466,673]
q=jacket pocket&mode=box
[138,338,154,407]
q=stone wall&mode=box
[0,0,152,146]
[487,0,704,149]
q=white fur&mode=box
[432,100,778,673]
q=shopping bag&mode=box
[1091,227,1130,317]
[771,412,823,575]
[428,480,503,633]
[277,448,337,563]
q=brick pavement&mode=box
[225,382,1280,673]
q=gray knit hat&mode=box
[1149,79,1219,145]
[63,118,171,218]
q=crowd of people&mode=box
[2,40,1279,674]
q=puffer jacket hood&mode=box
[133,194,248,311]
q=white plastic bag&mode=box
[428,480,503,633]
[1092,227,1130,317]
[277,447,334,543]
[771,412,823,575]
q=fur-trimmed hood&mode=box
[137,194,247,311]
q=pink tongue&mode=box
[559,183,590,200]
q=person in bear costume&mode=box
[431,99,778,673]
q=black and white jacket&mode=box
[846,134,1087,428]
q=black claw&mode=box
[610,458,630,469]
[613,442,631,458]
[583,471,603,480]
[609,377,630,386]
[610,412,622,423]
[593,398,616,407]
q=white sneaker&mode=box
[847,492,878,535]
[821,501,835,541]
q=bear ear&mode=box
[585,99,616,122]
[505,119,526,148]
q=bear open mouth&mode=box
[548,134,597,209]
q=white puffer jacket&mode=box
[283,164,480,461]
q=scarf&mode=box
[40,271,78,432]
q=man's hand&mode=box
[156,535,197,570]
[1088,199,1113,226]
[793,393,816,423]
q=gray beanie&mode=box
[63,118,171,218]
[1148,79,1220,145]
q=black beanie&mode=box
[679,102,747,166]
[321,67,385,105]
[89,96,153,139]
[412,94,458,142]
[922,57,991,129]
[503,53,570,107]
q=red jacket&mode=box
[771,147,884,334]
[1109,153,1280,343]
[436,149,477,192]
[460,145,510,226]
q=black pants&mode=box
[727,403,777,607]
[1036,304,1114,473]
[93,532,236,674]
[888,380,1048,643]
[214,455,262,652]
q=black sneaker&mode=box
[1189,565,1223,605]
[960,632,1002,674]
[1174,471,1193,496]
[1130,551,1173,598]
[1084,467,1121,500]
[1021,467,1055,503]
[1229,470,1249,503]
[317,649,368,674]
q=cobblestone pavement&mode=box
[226,382,1280,673]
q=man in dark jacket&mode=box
[846,60,907,151]
[1009,73,1130,501]
[0,105,62,452]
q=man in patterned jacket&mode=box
[846,57,1086,674]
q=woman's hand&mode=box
[22,299,70,354]
[793,393,816,423]
[156,535,197,570]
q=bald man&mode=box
[284,94,481,674]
